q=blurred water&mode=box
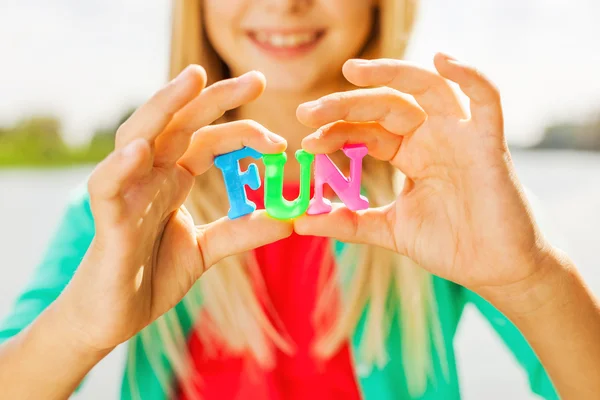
[0,150,598,399]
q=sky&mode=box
[0,0,599,147]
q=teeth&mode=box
[272,34,285,47]
[253,32,318,48]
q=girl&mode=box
[1,1,600,399]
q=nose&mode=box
[265,0,313,14]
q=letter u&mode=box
[262,150,315,220]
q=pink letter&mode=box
[307,144,369,215]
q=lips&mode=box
[246,29,326,58]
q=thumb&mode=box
[195,210,293,274]
[293,204,398,252]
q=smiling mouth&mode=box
[247,29,326,58]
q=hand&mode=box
[295,54,552,299]
[58,67,292,351]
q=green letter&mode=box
[262,150,315,220]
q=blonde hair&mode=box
[128,0,446,398]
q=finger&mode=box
[294,204,397,252]
[177,120,287,176]
[197,210,294,271]
[433,53,504,127]
[301,121,403,165]
[88,138,153,219]
[154,71,267,166]
[342,58,467,118]
[115,65,207,150]
[296,87,425,134]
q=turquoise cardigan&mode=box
[0,187,557,399]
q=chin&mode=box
[258,65,337,93]
[264,76,316,92]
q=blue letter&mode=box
[214,147,262,220]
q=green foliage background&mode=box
[0,109,134,168]
[0,108,599,169]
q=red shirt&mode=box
[179,183,361,400]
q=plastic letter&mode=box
[307,143,369,215]
[262,150,315,220]
[214,146,262,220]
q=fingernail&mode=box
[237,72,254,84]
[446,58,468,69]
[438,52,457,61]
[267,131,286,143]
[172,65,194,84]
[300,100,320,110]
[350,59,371,65]
[238,70,264,85]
